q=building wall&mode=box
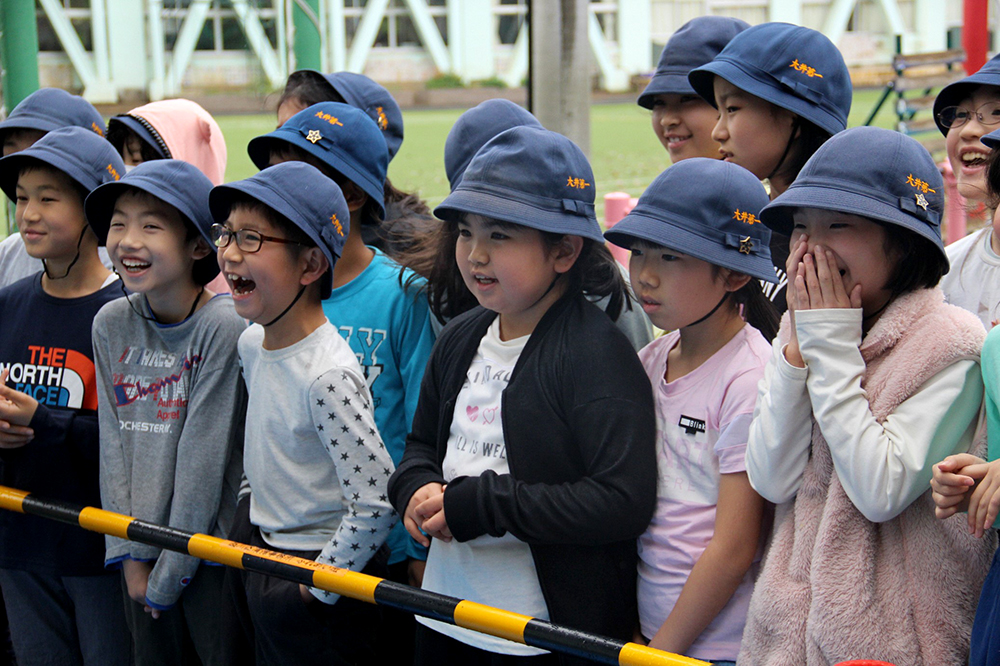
[31,0,981,99]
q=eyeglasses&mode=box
[937,101,1000,130]
[211,223,305,254]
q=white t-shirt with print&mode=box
[418,318,549,655]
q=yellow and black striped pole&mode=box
[0,485,708,666]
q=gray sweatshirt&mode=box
[93,293,246,609]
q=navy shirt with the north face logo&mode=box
[0,273,121,575]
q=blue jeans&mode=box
[0,569,130,666]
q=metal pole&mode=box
[0,484,707,666]
[528,0,591,156]
[0,0,41,114]
[292,0,322,71]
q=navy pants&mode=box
[123,563,226,666]
[971,547,1000,666]
[0,569,130,666]
[222,494,385,666]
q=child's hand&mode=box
[404,483,443,547]
[416,491,452,543]
[0,369,35,448]
[783,235,808,368]
[966,458,1000,538]
[795,245,862,312]
[122,559,161,619]
[931,453,982,520]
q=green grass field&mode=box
[217,88,900,222]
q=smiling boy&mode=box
[0,88,112,290]
[211,162,396,665]
[86,159,246,665]
[0,126,130,665]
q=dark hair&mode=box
[733,278,779,341]
[986,146,1000,209]
[424,216,628,325]
[706,264,779,341]
[106,125,162,164]
[876,219,949,294]
[18,161,88,204]
[278,74,345,111]
[772,115,831,186]
[226,193,315,249]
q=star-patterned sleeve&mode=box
[307,366,397,604]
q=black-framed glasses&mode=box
[211,223,306,254]
[937,101,1000,130]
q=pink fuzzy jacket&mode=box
[740,288,996,666]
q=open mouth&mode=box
[120,258,151,274]
[666,135,691,146]
[961,151,989,168]
[228,273,257,296]
[473,274,497,286]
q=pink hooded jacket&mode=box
[740,288,996,666]
[123,99,227,186]
[121,99,228,293]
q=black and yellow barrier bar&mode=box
[0,485,708,666]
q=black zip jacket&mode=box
[388,292,657,654]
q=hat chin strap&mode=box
[263,284,307,327]
[682,292,729,329]
[41,226,88,281]
[765,116,801,184]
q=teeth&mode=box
[228,274,256,295]
[121,259,149,269]
[666,136,690,144]
[962,152,988,164]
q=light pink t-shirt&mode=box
[636,323,769,662]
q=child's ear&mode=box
[719,268,752,292]
[341,181,369,213]
[551,235,584,274]
[298,247,330,288]
[190,237,212,261]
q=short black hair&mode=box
[106,125,162,164]
[226,193,315,249]
[18,161,88,204]
[277,72,345,111]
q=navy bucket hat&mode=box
[981,126,1000,149]
[761,126,946,264]
[933,53,1000,136]
[444,99,543,189]
[285,69,404,161]
[0,126,125,202]
[248,101,387,220]
[0,88,106,139]
[209,162,349,299]
[605,158,775,282]
[689,22,852,136]
[637,16,750,109]
[85,160,219,285]
[435,126,604,243]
